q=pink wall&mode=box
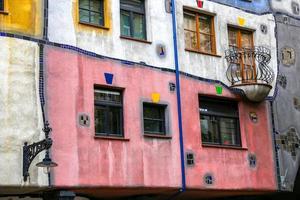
[180,78,277,190]
[46,46,276,191]
[46,46,181,188]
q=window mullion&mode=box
[143,13,146,39]
[104,106,109,136]
[130,11,134,37]
[195,14,200,50]
[88,0,91,23]
[237,30,245,81]
[216,117,222,145]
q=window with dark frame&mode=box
[143,103,167,135]
[94,88,123,137]
[0,0,4,11]
[228,26,255,82]
[199,96,241,147]
[79,0,104,26]
[120,0,146,40]
[184,9,216,54]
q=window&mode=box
[94,88,123,137]
[184,9,216,54]
[79,0,104,26]
[120,0,146,40]
[228,27,255,82]
[0,0,4,11]
[199,96,241,146]
[143,103,167,135]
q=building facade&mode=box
[2,0,297,199]
[45,0,278,199]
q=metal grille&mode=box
[225,46,274,86]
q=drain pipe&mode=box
[171,0,186,194]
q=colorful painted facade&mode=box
[1,0,299,199]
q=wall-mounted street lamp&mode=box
[23,121,57,182]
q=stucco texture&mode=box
[271,13,300,191]
[46,46,181,188]
[46,46,276,191]
[0,37,46,186]
[0,0,43,37]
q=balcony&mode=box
[225,46,274,102]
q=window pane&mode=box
[107,107,122,135]
[199,97,239,117]
[200,115,219,144]
[121,0,144,12]
[95,106,106,134]
[200,97,241,147]
[133,13,146,39]
[79,0,89,9]
[90,12,104,25]
[185,31,197,50]
[199,34,212,53]
[0,0,4,10]
[184,13,196,31]
[144,105,164,119]
[144,120,165,134]
[241,32,252,48]
[143,104,166,134]
[199,15,211,34]
[94,89,123,137]
[94,89,121,103]
[228,29,238,47]
[121,10,131,37]
[90,0,102,12]
[219,117,239,145]
[121,0,143,7]
[79,10,90,23]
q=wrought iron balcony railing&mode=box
[225,46,274,86]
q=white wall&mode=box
[0,37,47,186]
[48,0,175,69]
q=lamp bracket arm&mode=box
[23,138,52,181]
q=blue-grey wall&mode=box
[270,0,300,192]
[208,0,271,14]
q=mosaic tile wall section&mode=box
[271,0,300,191]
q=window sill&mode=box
[143,133,172,139]
[0,11,9,15]
[185,48,222,58]
[120,35,152,44]
[79,21,109,30]
[202,143,247,150]
[94,135,130,141]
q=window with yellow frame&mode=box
[79,0,105,26]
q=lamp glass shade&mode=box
[36,157,58,168]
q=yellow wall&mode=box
[73,0,112,36]
[0,0,43,37]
